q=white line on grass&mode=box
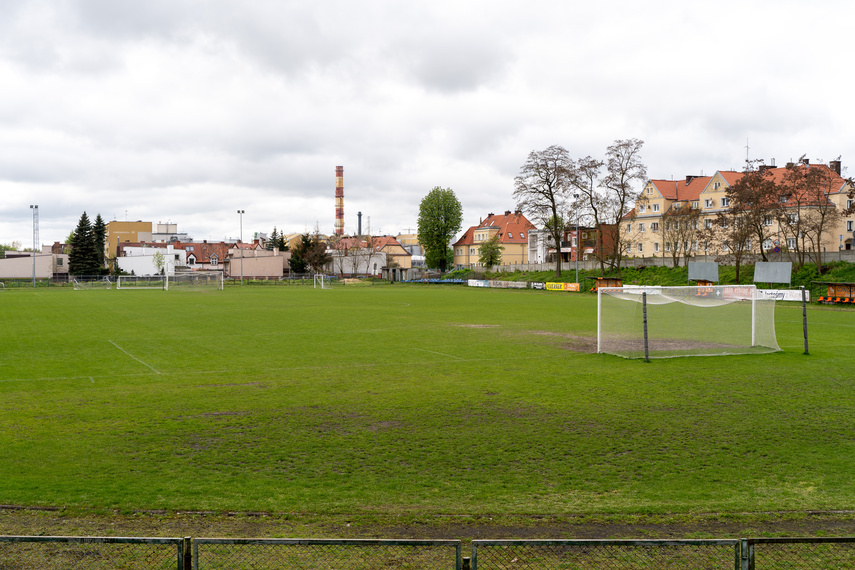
[413,347,464,360]
[108,340,161,374]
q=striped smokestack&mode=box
[335,166,344,236]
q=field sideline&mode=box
[1,285,853,525]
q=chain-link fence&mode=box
[472,539,742,570]
[744,537,855,570]
[0,536,187,569]
[192,538,461,570]
[4,536,855,568]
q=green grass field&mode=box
[1,284,853,520]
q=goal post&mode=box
[597,284,780,359]
[116,275,166,290]
[72,276,113,290]
[166,271,224,291]
[313,273,327,289]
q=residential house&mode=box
[624,159,855,258]
[453,210,536,269]
[116,243,186,276]
[172,241,231,272]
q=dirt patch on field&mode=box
[3,508,855,540]
[530,331,598,353]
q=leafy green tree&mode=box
[69,212,101,276]
[417,187,463,272]
[478,234,504,269]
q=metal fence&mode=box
[3,536,855,569]
[192,538,461,570]
[472,539,741,569]
[0,536,187,569]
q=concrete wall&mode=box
[0,252,69,279]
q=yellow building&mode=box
[105,221,153,261]
[624,160,855,259]
[453,210,536,269]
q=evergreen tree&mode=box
[268,227,279,251]
[288,233,310,273]
[92,213,107,274]
[68,212,101,275]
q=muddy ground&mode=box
[3,507,855,540]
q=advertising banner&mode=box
[467,280,489,288]
[546,282,581,292]
[757,289,810,302]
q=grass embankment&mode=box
[0,285,853,537]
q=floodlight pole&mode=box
[237,209,245,285]
[29,205,38,287]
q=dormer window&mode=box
[508,233,513,238]
[210,255,219,266]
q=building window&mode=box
[186,246,194,252]
[653,204,660,212]
[508,233,513,238]
[848,199,854,209]
[763,239,773,250]
[665,242,671,252]
[705,199,714,208]
[704,219,712,229]
[721,197,730,207]
[637,243,643,253]
[786,213,799,224]
[787,238,797,249]
[210,255,218,266]
[847,221,854,232]
[638,223,645,232]
[654,242,660,252]
[469,248,475,255]
[650,222,659,231]
[520,232,525,239]
[638,204,646,213]
[625,223,631,233]
[763,216,773,226]
[57,258,63,266]
[691,201,699,209]
[714,182,721,189]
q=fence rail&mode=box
[3,535,855,568]
[191,538,461,570]
[0,535,187,569]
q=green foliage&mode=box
[478,234,504,269]
[288,234,310,273]
[68,212,102,276]
[92,214,107,270]
[417,187,463,272]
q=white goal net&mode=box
[313,274,328,289]
[72,277,113,290]
[116,275,166,290]
[598,284,780,359]
[166,271,224,290]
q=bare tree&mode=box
[569,156,607,274]
[601,139,647,278]
[661,205,703,267]
[778,164,843,271]
[514,145,573,277]
[726,166,780,262]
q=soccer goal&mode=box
[313,273,328,289]
[116,275,166,290]
[597,284,780,359]
[72,277,113,290]
[166,271,224,291]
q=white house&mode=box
[117,244,186,276]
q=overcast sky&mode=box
[2,0,854,247]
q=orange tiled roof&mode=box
[453,211,536,246]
